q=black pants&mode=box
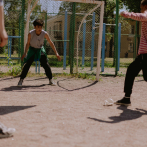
[20,54,52,80]
[124,54,147,97]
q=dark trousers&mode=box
[124,54,147,97]
[20,54,52,80]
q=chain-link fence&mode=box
[96,17,140,75]
[0,0,140,76]
[118,18,140,75]
[0,0,22,68]
[74,5,101,75]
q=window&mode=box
[53,25,55,36]
[77,22,83,31]
[59,23,62,36]
[54,42,57,47]
[131,25,135,34]
[76,41,83,50]
[49,27,51,35]
[105,42,107,52]
[77,22,80,31]
[128,43,134,52]
[79,41,83,49]
[95,41,97,51]
[55,24,58,36]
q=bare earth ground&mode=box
[0,75,147,147]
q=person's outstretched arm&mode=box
[121,11,147,21]
[45,33,61,61]
[0,0,8,47]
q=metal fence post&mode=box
[18,14,21,63]
[101,23,106,72]
[91,12,95,71]
[21,0,25,67]
[115,0,119,76]
[117,23,121,71]
[63,10,68,70]
[70,2,76,74]
[82,20,86,68]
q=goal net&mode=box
[53,0,104,81]
[24,0,104,80]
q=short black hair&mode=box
[141,0,147,6]
[33,19,44,27]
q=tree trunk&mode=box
[24,1,31,51]
[24,0,39,51]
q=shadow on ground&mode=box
[0,105,36,115]
[0,85,48,92]
[88,106,147,123]
[0,76,19,82]
[57,78,98,91]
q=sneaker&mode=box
[17,79,23,87]
[0,123,15,138]
[114,97,131,106]
[49,79,56,86]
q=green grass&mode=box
[0,53,133,68]
[0,70,97,81]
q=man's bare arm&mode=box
[45,33,61,61]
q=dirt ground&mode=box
[0,75,147,147]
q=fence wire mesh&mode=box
[74,6,100,75]
[0,0,140,76]
[0,0,22,69]
[117,18,139,75]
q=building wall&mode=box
[47,14,141,58]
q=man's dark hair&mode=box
[141,0,147,6]
[33,19,44,27]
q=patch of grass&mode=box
[118,72,125,77]
[0,54,133,68]
[52,72,96,81]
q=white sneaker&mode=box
[17,79,23,86]
[0,122,15,138]
[49,79,56,86]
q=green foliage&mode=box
[5,55,22,76]
[122,0,141,12]
[3,0,42,54]
[119,17,131,32]
[53,72,96,81]
[58,0,123,18]
[7,66,22,76]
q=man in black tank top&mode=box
[18,19,61,86]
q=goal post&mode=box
[96,1,104,81]
[52,0,104,81]
[54,0,103,5]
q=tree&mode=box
[59,0,123,19]
[3,0,42,54]
[122,0,141,12]
[58,0,123,57]
[24,0,39,51]
[3,1,22,54]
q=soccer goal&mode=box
[23,0,104,80]
[54,0,104,81]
